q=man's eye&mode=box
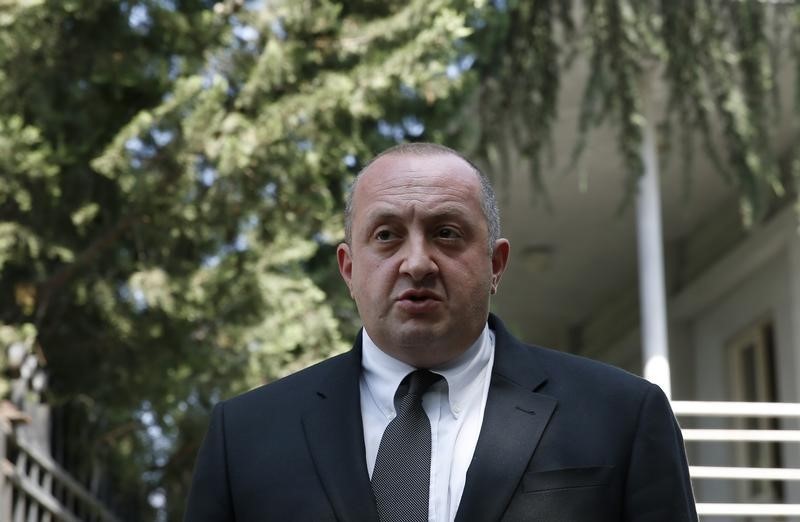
[375,230,394,241]
[437,227,460,239]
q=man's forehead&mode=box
[363,200,474,222]
[358,151,479,188]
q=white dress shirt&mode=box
[360,325,495,522]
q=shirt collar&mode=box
[360,324,494,418]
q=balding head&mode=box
[344,143,500,253]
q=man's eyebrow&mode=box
[364,204,471,223]
[418,205,474,224]
[363,208,403,224]
[425,205,470,219]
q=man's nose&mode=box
[399,235,438,282]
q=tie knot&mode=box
[392,370,442,412]
[405,369,442,397]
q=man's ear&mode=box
[337,243,354,295]
[490,239,510,295]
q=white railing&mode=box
[672,400,800,518]
[0,418,121,522]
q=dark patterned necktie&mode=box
[371,369,442,522]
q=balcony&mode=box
[1,345,120,522]
[673,400,800,519]
[0,413,121,522]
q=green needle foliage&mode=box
[1,0,798,519]
[1,0,479,518]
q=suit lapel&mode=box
[455,315,557,522]
[301,317,555,522]
[302,333,379,522]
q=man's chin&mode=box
[392,323,449,352]
[394,324,462,353]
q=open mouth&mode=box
[397,290,440,304]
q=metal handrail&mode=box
[0,418,121,522]
[672,400,800,417]
[682,428,800,442]
[695,503,800,516]
[690,466,800,481]
[671,400,800,519]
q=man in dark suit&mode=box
[186,143,697,521]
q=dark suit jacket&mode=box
[185,314,697,521]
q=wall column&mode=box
[636,104,672,398]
